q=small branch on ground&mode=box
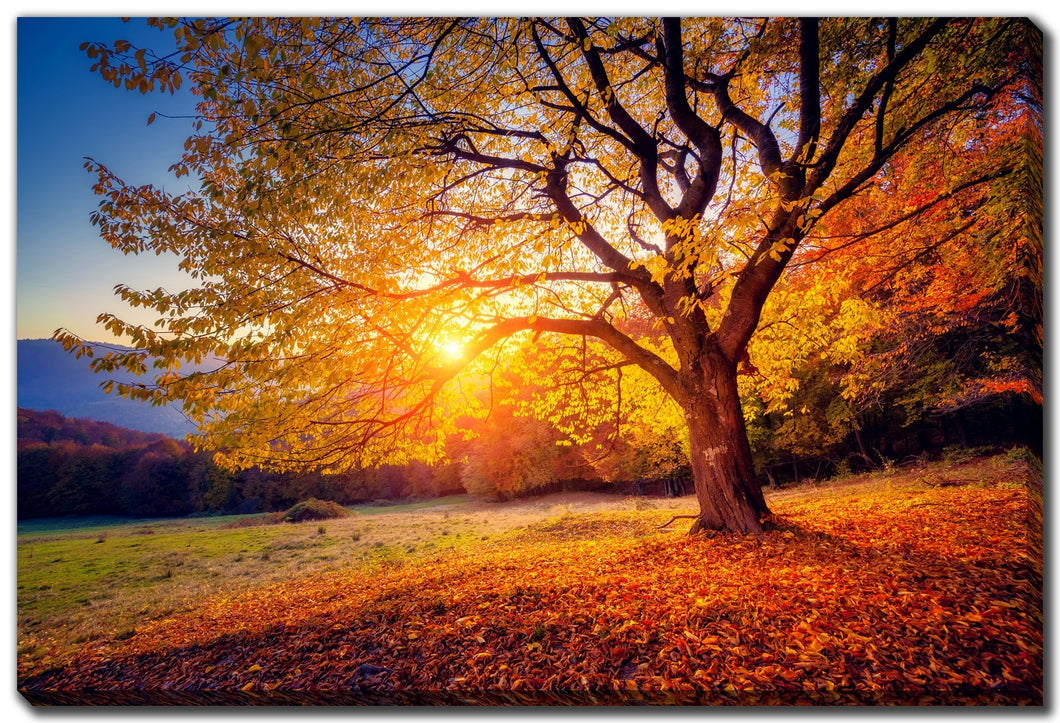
[657,514,700,530]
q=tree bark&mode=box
[682,354,770,534]
[853,425,874,468]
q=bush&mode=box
[218,498,350,528]
[280,498,350,523]
[941,445,991,465]
[997,445,1035,468]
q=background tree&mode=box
[59,17,1037,533]
[746,29,1044,467]
[119,449,183,517]
[456,412,561,500]
[69,445,120,514]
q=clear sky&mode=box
[16,17,198,342]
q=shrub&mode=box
[941,445,992,465]
[280,498,350,523]
[218,499,349,528]
[998,445,1034,468]
[832,459,852,479]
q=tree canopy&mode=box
[58,17,1041,532]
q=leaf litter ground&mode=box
[19,457,1042,705]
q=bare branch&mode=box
[809,18,948,190]
[660,17,724,219]
[797,18,821,162]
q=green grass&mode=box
[19,523,313,624]
[17,511,277,538]
[350,494,470,515]
[16,493,520,669]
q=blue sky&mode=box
[16,17,198,341]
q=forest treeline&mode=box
[18,407,607,519]
[17,408,454,519]
[18,369,1038,521]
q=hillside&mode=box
[17,338,199,438]
[17,407,174,449]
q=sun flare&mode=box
[442,340,463,360]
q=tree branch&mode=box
[710,76,783,183]
[565,17,673,222]
[797,18,821,163]
[660,17,724,219]
[792,166,1014,268]
[809,18,948,191]
[442,315,684,404]
[816,80,1000,219]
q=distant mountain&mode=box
[17,407,176,449]
[16,338,202,438]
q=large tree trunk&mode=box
[682,355,771,534]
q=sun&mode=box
[441,340,463,360]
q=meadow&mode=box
[18,452,1042,705]
[18,492,685,673]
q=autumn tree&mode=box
[60,17,1036,533]
[743,28,1043,465]
[457,414,561,500]
[820,98,1043,448]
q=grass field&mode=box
[17,489,687,673]
[17,452,1042,705]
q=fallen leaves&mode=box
[19,474,1042,705]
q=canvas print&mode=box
[16,17,1042,705]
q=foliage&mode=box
[53,16,1038,532]
[698,19,1044,475]
[18,439,187,519]
[593,427,691,495]
[457,416,560,500]
[19,455,1041,704]
[767,19,1039,446]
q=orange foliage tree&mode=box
[58,18,1037,532]
[740,31,1043,467]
